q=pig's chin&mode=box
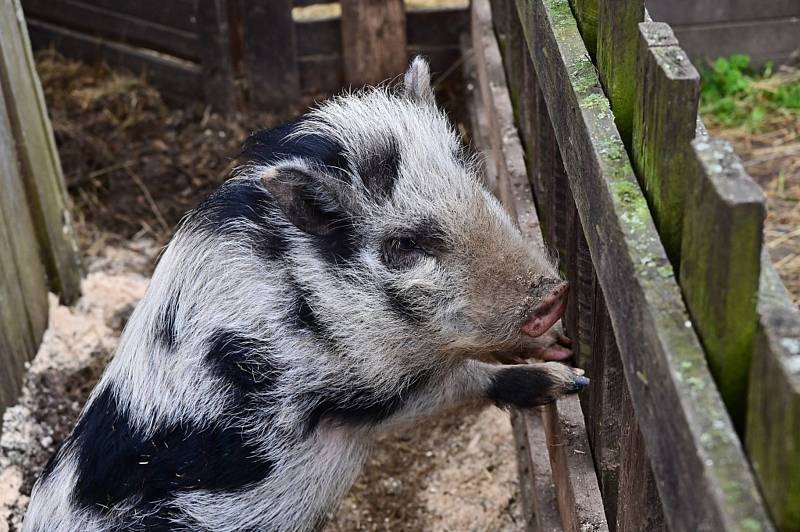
[520,296,567,338]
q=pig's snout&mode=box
[521,281,569,338]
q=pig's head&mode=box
[251,58,569,366]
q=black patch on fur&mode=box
[71,387,274,518]
[205,330,278,396]
[383,283,426,324]
[242,119,350,172]
[191,179,291,262]
[305,370,432,434]
[154,292,180,351]
[487,367,565,408]
[356,138,401,200]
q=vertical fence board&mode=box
[0,88,48,418]
[196,0,237,114]
[747,257,800,531]
[341,0,406,87]
[569,0,598,57]
[514,0,773,528]
[615,387,666,531]
[680,138,765,424]
[0,0,81,304]
[596,0,644,145]
[632,22,699,267]
[240,0,300,112]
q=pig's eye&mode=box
[382,237,430,268]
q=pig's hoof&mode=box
[567,375,590,393]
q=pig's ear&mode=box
[403,56,435,105]
[260,165,346,236]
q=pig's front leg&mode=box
[383,360,588,428]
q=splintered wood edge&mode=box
[513,0,772,529]
[472,1,608,530]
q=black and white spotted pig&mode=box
[24,58,587,532]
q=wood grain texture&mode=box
[21,0,199,60]
[239,0,300,111]
[747,255,800,531]
[596,0,644,146]
[0,0,81,304]
[70,0,196,32]
[341,0,407,86]
[26,18,203,101]
[542,398,609,532]
[681,138,765,425]
[647,0,800,27]
[632,22,699,267]
[196,0,237,114]
[569,0,598,57]
[615,386,666,532]
[513,0,772,528]
[512,400,563,531]
[0,82,48,419]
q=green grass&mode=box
[700,54,800,129]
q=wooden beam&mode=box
[746,255,800,531]
[0,0,81,304]
[596,0,644,146]
[341,0,407,87]
[569,0,598,57]
[239,0,300,112]
[681,138,765,424]
[632,22,699,267]
[196,0,238,114]
[513,0,772,528]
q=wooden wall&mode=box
[647,0,800,67]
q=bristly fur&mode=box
[24,57,583,532]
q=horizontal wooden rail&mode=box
[512,0,772,529]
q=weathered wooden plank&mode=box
[747,255,800,531]
[0,1,82,304]
[647,0,800,27]
[596,0,644,146]
[80,0,196,32]
[681,138,765,424]
[196,0,237,113]
[21,0,199,60]
[569,0,598,57]
[615,386,666,531]
[341,0,407,87]
[514,0,772,529]
[240,0,300,112]
[542,397,609,532]
[512,410,563,532]
[0,83,48,416]
[585,288,625,530]
[632,22,699,266]
[26,18,203,101]
[298,54,342,94]
[671,18,800,69]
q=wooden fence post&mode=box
[0,0,81,304]
[239,0,300,112]
[747,258,800,531]
[597,0,644,146]
[0,86,49,418]
[569,0,598,57]
[196,0,238,114]
[341,0,407,87]
[681,138,765,425]
[632,22,700,267]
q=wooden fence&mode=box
[474,0,800,530]
[0,0,81,425]
[20,0,469,114]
